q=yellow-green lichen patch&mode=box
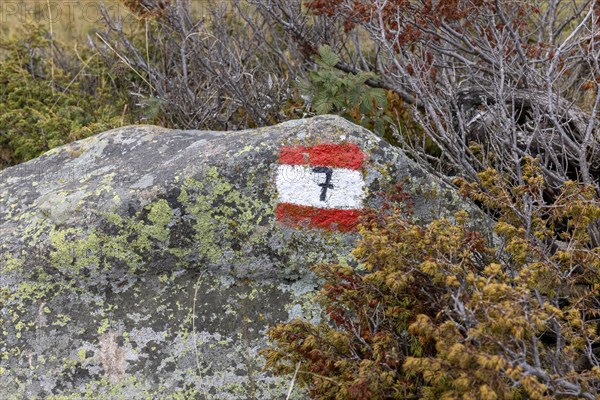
[50,228,103,274]
[178,167,270,267]
[1,255,23,274]
[47,200,177,279]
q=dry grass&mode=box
[0,0,134,43]
[0,0,227,43]
[0,0,129,42]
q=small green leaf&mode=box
[314,96,333,114]
[359,99,371,115]
[355,71,376,85]
[318,45,340,68]
[369,88,388,108]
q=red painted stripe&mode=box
[279,143,365,170]
[276,203,363,232]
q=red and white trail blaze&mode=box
[275,143,367,232]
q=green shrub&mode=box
[299,45,391,136]
[0,24,134,169]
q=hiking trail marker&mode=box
[275,143,366,231]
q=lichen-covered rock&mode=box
[0,115,487,399]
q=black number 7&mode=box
[312,167,334,201]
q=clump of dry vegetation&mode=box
[264,161,600,399]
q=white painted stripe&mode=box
[276,164,365,209]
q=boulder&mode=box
[0,115,486,399]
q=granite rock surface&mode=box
[0,115,488,399]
